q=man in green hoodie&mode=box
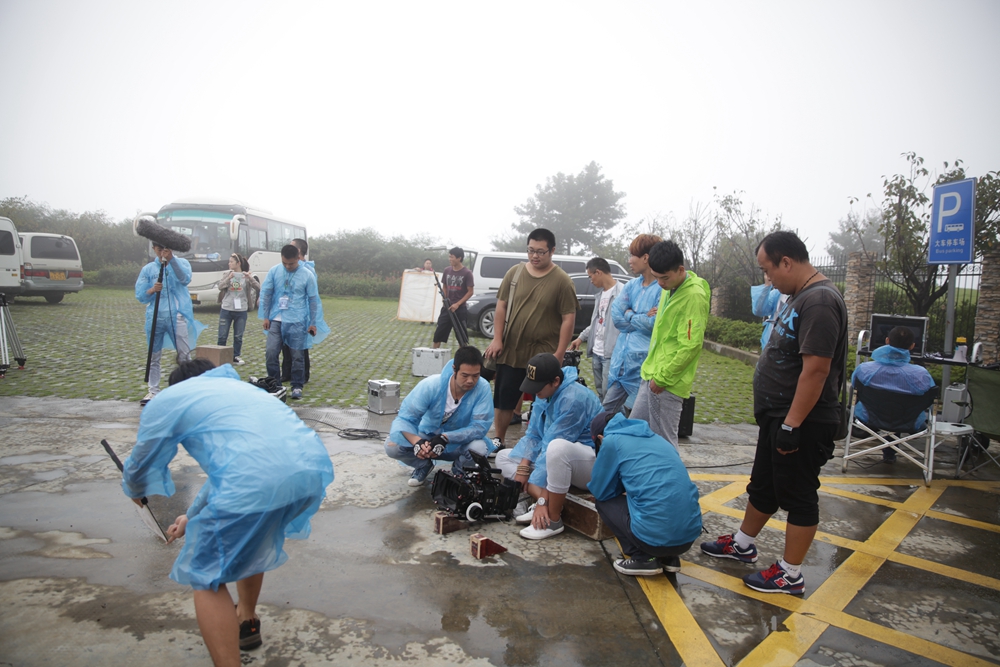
[631,240,711,448]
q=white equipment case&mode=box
[412,347,451,377]
[367,379,400,414]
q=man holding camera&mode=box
[384,346,494,487]
[495,353,604,540]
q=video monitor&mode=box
[868,314,929,356]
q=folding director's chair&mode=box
[955,355,1000,478]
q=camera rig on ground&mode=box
[430,451,520,522]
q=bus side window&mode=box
[239,228,249,255]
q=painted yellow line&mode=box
[698,480,748,506]
[818,485,905,509]
[888,551,1000,593]
[636,575,726,667]
[737,613,829,667]
[681,562,996,667]
[925,509,1000,533]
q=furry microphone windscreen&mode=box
[135,217,192,253]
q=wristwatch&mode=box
[536,497,547,507]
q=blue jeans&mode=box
[266,321,305,389]
[383,437,490,475]
[217,309,248,357]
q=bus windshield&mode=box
[156,209,233,258]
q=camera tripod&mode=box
[0,292,27,378]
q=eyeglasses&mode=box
[526,247,551,257]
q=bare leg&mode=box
[494,408,514,443]
[739,501,772,537]
[193,585,240,667]
[236,573,264,623]
[783,524,818,565]
[546,491,566,522]
[432,342,441,349]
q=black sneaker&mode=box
[614,556,663,576]
[660,555,681,573]
[239,618,262,650]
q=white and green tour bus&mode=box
[134,197,307,304]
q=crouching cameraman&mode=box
[384,346,494,487]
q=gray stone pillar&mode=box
[843,251,876,344]
[974,246,1000,364]
[710,282,726,317]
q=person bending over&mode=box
[495,353,603,540]
[384,346,494,487]
[589,412,702,576]
[121,359,334,665]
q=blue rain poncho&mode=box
[389,360,494,452]
[135,257,206,351]
[507,366,604,487]
[751,283,782,352]
[121,365,334,591]
[852,345,935,429]
[257,263,330,350]
[588,414,702,548]
[605,277,662,399]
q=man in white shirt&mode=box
[570,257,623,400]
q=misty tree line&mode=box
[2,152,996,315]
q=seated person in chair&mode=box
[495,353,604,541]
[384,346,493,487]
[852,326,935,463]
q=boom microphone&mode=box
[134,215,192,253]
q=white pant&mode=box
[148,314,191,394]
[496,438,595,494]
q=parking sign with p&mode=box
[929,178,976,264]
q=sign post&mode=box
[929,178,976,388]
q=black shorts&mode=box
[745,415,836,527]
[493,364,528,410]
[432,305,467,344]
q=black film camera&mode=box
[248,376,288,403]
[562,349,582,368]
[430,451,521,522]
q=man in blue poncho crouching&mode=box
[122,359,334,665]
[384,345,494,487]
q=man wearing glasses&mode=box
[484,229,578,450]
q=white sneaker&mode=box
[233,356,245,365]
[512,498,531,520]
[519,520,564,540]
[140,392,155,406]
[515,503,536,524]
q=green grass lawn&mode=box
[0,287,756,423]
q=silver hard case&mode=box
[367,378,400,414]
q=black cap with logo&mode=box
[520,353,563,394]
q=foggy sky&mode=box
[1,0,998,258]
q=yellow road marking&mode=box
[637,575,726,667]
[639,477,999,666]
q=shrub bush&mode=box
[316,272,401,298]
[705,315,763,351]
[84,262,146,287]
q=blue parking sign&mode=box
[929,178,976,264]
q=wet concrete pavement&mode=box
[1,395,999,666]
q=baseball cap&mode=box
[590,411,614,443]
[519,353,562,394]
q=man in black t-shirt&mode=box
[433,247,475,349]
[701,231,846,596]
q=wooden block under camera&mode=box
[194,345,234,367]
[434,511,469,535]
[470,533,507,559]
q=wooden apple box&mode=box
[194,345,234,367]
[562,489,614,541]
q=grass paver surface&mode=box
[0,288,754,422]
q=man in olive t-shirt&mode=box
[484,228,578,448]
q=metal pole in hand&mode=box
[433,271,468,348]
[143,260,166,383]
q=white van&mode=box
[18,232,85,303]
[468,251,629,293]
[0,217,23,296]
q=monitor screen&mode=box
[868,314,929,356]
